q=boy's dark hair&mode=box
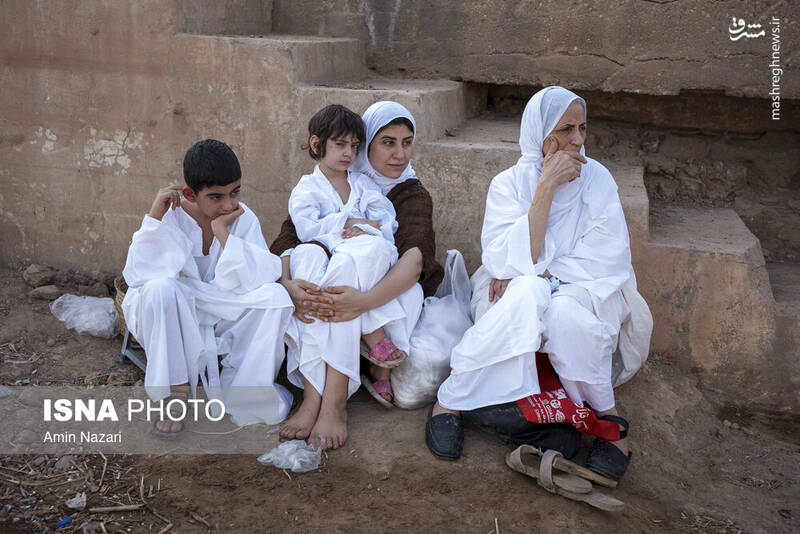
[183,139,241,192]
[306,104,366,160]
[374,117,415,140]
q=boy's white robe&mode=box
[285,166,408,397]
[438,87,652,412]
[121,202,294,425]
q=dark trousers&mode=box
[464,401,581,460]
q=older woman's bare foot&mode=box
[308,403,347,450]
[596,407,630,455]
[279,384,321,440]
[432,401,460,418]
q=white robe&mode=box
[289,165,398,255]
[121,202,295,425]
[438,158,653,412]
[284,166,409,397]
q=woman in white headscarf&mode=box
[272,101,443,450]
[427,87,652,481]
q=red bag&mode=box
[516,353,620,442]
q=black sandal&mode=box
[585,415,631,481]
[151,389,190,439]
[425,403,464,460]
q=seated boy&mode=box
[122,139,294,437]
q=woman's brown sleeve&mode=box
[270,215,302,255]
[390,182,444,297]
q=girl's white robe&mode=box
[437,159,653,411]
[121,203,294,425]
[289,166,398,255]
[285,166,409,397]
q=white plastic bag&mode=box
[49,294,118,339]
[257,439,322,472]
[391,249,473,409]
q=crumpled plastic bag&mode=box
[257,439,322,473]
[49,294,118,339]
[65,492,86,510]
[391,249,473,409]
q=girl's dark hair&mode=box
[306,104,366,160]
[183,139,241,193]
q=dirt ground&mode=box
[0,265,797,533]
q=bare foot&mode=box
[370,364,393,403]
[432,401,460,418]
[308,404,347,450]
[609,437,629,455]
[595,407,630,454]
[152,386,190,437]
[363,329,405,361]
[154,419,185,434]
[279,394,321,440]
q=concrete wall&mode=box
[0,0,312,274]
[272,0,800,99]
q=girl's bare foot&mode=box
[279,383,321,440]
[308,403,347,450]
[363,329,405,361]
[308,365,350,450]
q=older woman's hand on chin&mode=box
[540,136,587,187]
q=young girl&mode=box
[282,105,408,440]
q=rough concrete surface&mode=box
[272,0,800,99]
[1,1,365,272]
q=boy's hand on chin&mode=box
[210,206,243,248]
[211,205,244,231]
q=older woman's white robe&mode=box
[284,166,409,397]
[121,203,294,425]
[438,159,652,412]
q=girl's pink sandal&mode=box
[361,375,395,409]
[360,337,407,368]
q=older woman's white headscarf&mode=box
[352,101,418,195]
[515,86,588,221]
[481,86,631,301]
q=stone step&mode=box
[297,77,466,142]
[642,203,776,378]
[767,262,800,318]
[174,33,366,85]
[414,117,650,270]
[648,204,764,259]
[765,261,800,412]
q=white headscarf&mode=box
[352,101,419,195]
[481,85,632,299]
[514,86,588,221]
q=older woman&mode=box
[272,101,443,450]
[427,87,652,481]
